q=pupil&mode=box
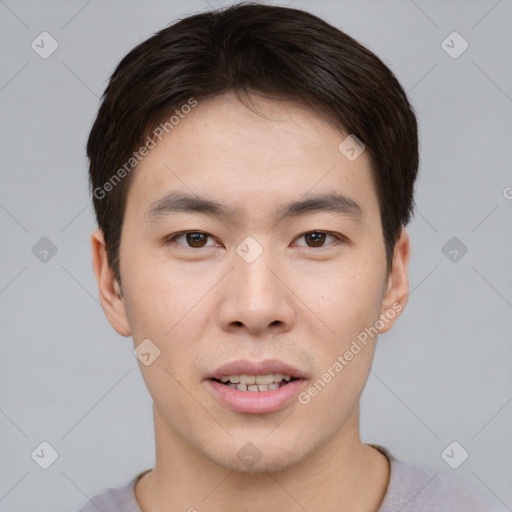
[306,232,325,247]
[187,233,206,247]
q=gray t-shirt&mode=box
[75,445,507,511]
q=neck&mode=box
[135,404,390,512]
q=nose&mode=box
[217,247,295,337]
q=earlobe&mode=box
[378,228,410,334]
[91,229,131,337]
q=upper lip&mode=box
[207,359,307,381]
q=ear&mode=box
[378,227,410,334]
[91,229,131,337]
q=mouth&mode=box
[204,359,307,414]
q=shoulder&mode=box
[73,470,149,512]
[371,445,507,512]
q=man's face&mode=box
[93,92,409,473]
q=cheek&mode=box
[302,260,385,408]
[121,251,198,337]
[300,262,385,347]
[121,253,211,375]
[297,277,382,420]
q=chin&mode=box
[202,436,314,475]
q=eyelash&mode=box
[164,230,347,249]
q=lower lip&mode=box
[205,379,307,414]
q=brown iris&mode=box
[304,232,327,247]
[186,232,209,248]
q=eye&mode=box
[165,231,218,248]
[293,231,342,248]
[164,230,345,250]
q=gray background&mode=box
[1,0,511,510]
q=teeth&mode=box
[220,375,239,383]
[239,375,256,385]
[226,381,289,392]
[255,374,274,385]
[219,373,293,385]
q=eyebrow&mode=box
[145,191,363,223]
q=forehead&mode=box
[124,92,379,225]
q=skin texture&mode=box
[91,91,410,512]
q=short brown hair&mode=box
[87,2,419,285]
